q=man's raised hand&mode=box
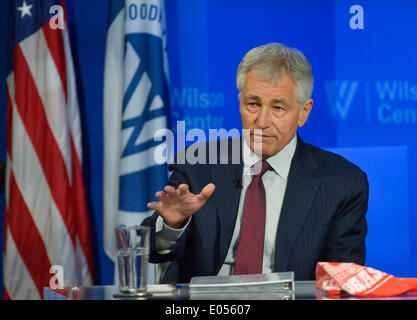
[147,183,216,229]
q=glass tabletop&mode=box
[43,281,417,300]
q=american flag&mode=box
[3,0,94,299]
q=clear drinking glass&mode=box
[115,225,150,296]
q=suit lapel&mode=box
[210,139,243,267]
[274,136,321,272]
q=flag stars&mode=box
[17,0,33,18]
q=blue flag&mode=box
[103,0,170,261]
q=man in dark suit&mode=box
[143,43,368,283]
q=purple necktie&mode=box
[234,160,271,275]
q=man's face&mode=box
[239,71,313,159]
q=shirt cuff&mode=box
[155,215,191,253]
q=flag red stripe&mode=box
[70,136,95,280]
[3,206,8,257]
[4,91,11,299]
[8,172,52,298]
[61,1,70,32]
[5,90,12,256]
[6,87,13,159]
[41,23,67,101]
[3,288,11,301]
[13,46,77,246]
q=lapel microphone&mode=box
[233,178,243,189]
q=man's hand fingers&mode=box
[149,183,213,221]
[197,183,216,201]
[178,184,190,195]
[155,191,167,201]
[147,201,161,212]
[164,185,176,196]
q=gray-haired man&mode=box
[143,43,369,283]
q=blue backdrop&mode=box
[1,0,416,296]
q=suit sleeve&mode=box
[141,163,192,264]
[324,170,369,264]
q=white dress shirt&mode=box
[155,135,297,275]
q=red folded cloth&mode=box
[315,262,417,297]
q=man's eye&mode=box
[274,106,284,111]
[248,102,258,107]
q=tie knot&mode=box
[252,160,271,177]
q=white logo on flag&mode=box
[120,42,167,176]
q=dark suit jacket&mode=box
[142,135,369,282]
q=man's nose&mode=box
[256,107,270,128]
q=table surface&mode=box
[43,281,417,300]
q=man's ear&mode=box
[298,98,313,127]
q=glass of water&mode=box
[115,225,150,296]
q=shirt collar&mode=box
[242,134,297,180]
